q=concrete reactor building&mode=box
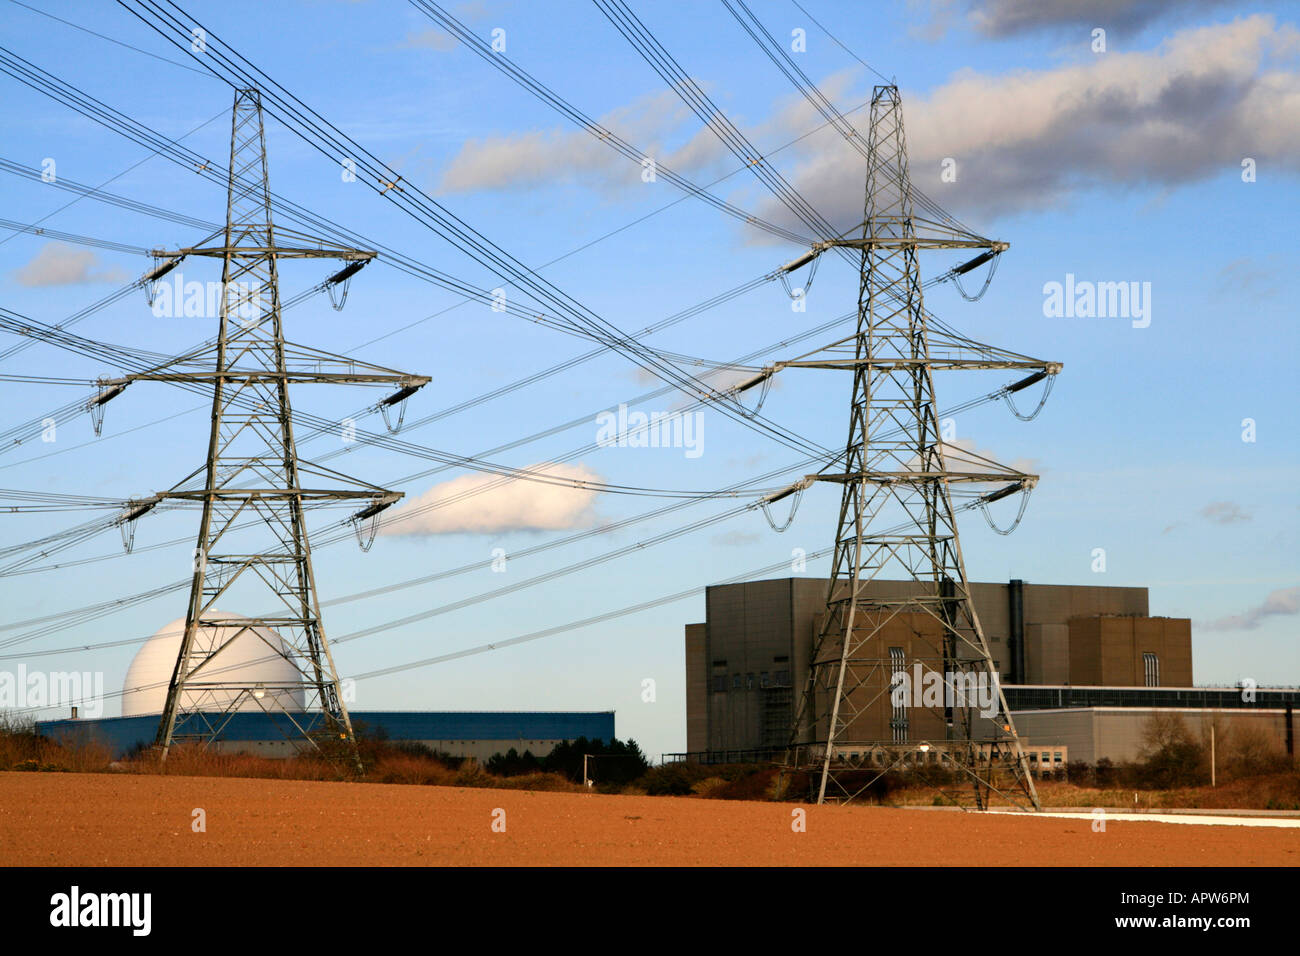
[681,577,1296,771]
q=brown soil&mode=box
[2,771,1296,866]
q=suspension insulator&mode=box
[142,256,181,284]
[1006,370,1048,394]
[326,260,368,286]
[351,497,397,551]
[952,250,997,276]
[86,381,128,436]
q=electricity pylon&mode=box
[112,90,428,765]
[782,86,1056,808]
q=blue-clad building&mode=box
[35,710,616,760]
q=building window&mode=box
[712,675,727,693]
[746,673,755,690]
[773,655,789,663]
[732,674,741,690]
[888,646,907,744]
[760,671,770,688]
[712,659,727,668]
[1143,652,1160,688]
[776,669,791,686]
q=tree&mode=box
[543,736,649,786]
[485,747,542,777]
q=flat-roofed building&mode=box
[682,577,1191,759]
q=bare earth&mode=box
[2,771,1297,866]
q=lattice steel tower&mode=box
[782,86,1057,808]
[112,90,428,764]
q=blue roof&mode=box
[35,710,615,758]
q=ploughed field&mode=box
[2,771,1296,866]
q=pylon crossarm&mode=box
[117,369,427,385]
[814,470,1036,484]
[776,357,1053,371]
[156,488,391,501]
[826,236,1009,253]
[154,243,375,261]
[107,342,430,386]
[777,232,1006,269]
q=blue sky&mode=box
[1,0,1297,759]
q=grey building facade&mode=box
[684,577,1169,756]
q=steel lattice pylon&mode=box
[122,90,429,765]
[782,86,1045,809]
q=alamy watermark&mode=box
[1042,273,1151,328]
[890,664,1000,718]
[49,886,150,936]
[150,272,262,322]
[0,666,104,717]
[595,403,703,459]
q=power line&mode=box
[0,219,151,255]
[408,0,811,245]
[111,2,833,462]
[4,0,216,78]
[789,0,892,83]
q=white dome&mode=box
[122,610,306,717]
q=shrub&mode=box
[1226,725,1288,779]
[1065,760,1093,785]
[1134,712,1206,789]
[370,753,456,786]
[700,768,782,801]
[690,776,730,796]
[1094,757,1118,787]
[454,757,487,787]
[492,771,583,793]
[639,761,717,796]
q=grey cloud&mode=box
[967,0,1240,37]
[400,27,458,52]
[433,17,1298,234]
[1201,501,1250,524]
[750,16,1300,232]
[712,530,762,547]
[1207,585,1300,630]
[1214,257,1281,302]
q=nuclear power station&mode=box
[3,2,1293,827]
[680,576,1297,771]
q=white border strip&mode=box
[984,810,1300,829]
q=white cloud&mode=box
[437,87,728,194]
[380,462,601,535]
[13,242,129,287]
